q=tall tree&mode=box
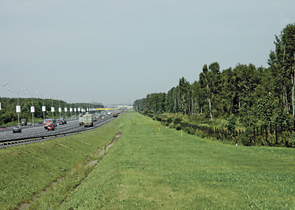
[268,23,295,115]
[178,77,191,115]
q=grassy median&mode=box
[59,111,295,209]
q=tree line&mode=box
[134,23,295,130]
[0,97,104,125]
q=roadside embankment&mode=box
[0,113,127,210]
[2,111,295,209]
[60,111,295,209]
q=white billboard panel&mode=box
[16,105,21,113]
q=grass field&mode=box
[0,115,127,210]
[58,111,295,209]
[1,111,295,209]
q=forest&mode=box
[0,97,103,125]
[133,23,295,143]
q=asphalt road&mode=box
[0,114,116,142]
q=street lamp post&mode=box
[8,88,27,127]
[68,98,72,118]
[59,96,65,120]
[42,93,50,122]
[74,100,77,117]
[24,90,39,126]
[52,95,58,119]
[34,91,40,125]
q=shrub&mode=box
[173,117,182,124]
[169,123,175,129]
[185,127,196,135]
[175,124,181,130]
[160,114,168,119]
[196,130,205,138]
[167,117,173,124]
[226,114,236,132]
[239,133,251,146]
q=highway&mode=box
[0,114,116,143]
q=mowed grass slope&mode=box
[0,115,127,210]
[60,112,295,209]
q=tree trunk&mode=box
[283,84,289,111]
[292,71,294,117]
[292,62,295,117]
[207,84,213,120]
[208,97,213,120]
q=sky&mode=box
[0,0,294,106]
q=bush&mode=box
[175,124,181,130]
[284,132,295,147]
[173,117,182,124]
[239,132,251,146]
[167,117,173,124]
[160,114,168,119]
[185,127,196,135]
[226,114,236,132]
[196,130,205,138]
[169,123,175,129]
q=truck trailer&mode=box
[83,114,93,127]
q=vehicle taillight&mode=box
[50,123,53,125]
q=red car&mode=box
[47,125,55,131]
[0,126,7,130]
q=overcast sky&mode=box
[0,0,294,106]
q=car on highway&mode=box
[47,125,55,131]
[44,119,57,130]
[27,122,32,126]
[0,126,7,130]
[60,118,67,124]
[21,119,27,126]
[59,120,65,125]
[12,127,22,133]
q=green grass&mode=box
[1,111,295,209]
[59,112,295,209]
[0,115,127,210]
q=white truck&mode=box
[83,114,93,127]
[79,114,83,126]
